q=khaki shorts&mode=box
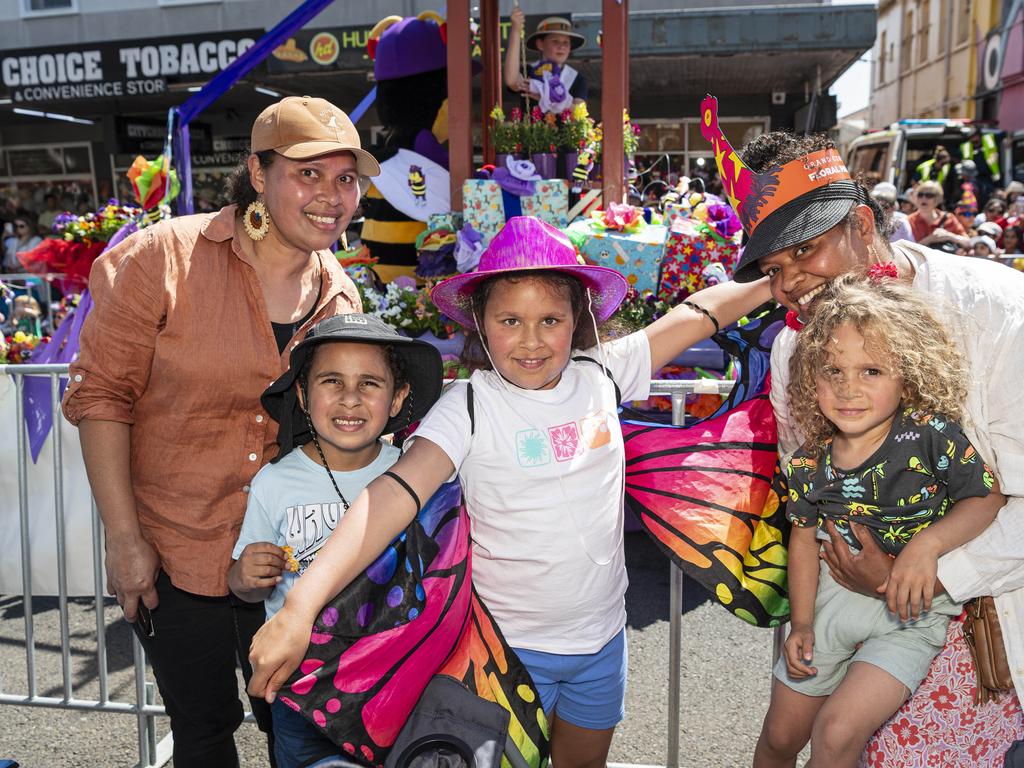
[774,561,960,697]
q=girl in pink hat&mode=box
[249,216,770,764]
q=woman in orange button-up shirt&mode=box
[63,97,377,768]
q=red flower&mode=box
[867,261,899,281]
[929,684,956,711]
[893,717,922,747]
[967,737,991,761]
[509,107,522,122]
[530,106,543,123]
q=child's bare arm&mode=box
[784,525,820,678]
[886,479,1004,621]
[503,6,527,91]
[645,277,772,372]
[247,437,454,702]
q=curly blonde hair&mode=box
[787,274,969,455]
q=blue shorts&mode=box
[512,628,627,730]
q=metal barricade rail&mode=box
[1,364,761,768]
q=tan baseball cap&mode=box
[251,96,380,176]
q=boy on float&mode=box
[503,8,588,115]
[229,313,442,768]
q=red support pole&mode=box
[602,0,628,206]
[481,0,501,166]
[448,0,473,211]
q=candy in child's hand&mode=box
[281,545,300,573]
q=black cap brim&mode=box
[733,181,866,283]
[261,316,443,460]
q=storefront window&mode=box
[1,143,97,224]
[22,0,78,16]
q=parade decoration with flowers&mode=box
[357,277,458,340]
[16,155,178,292]
[490,105,525,156]
[558,102,595,153]
[1,330,48,365]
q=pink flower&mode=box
[601,202,641,231]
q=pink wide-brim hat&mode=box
[431,216,629,330]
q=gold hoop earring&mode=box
[244,198,270,241]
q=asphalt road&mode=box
[0,533,794,767]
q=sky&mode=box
[830,0,876,118]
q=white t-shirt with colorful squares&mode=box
[413,331,651,654]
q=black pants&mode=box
[131,571,276,767]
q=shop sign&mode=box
[2,31,261,104]
[266,14,563,74]
[116,119,212,155]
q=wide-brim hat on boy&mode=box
[431,216,628,330]
[699,94,868,282]
[252,96,380,177]
[526,17,586,50]
[262,314,443,458]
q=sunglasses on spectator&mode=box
[14,223,29,230]
[916,191,937,199]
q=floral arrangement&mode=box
[558,102,595,152]
[357,278,457,339]
[490,105,525,155]
[524,106,560,155]
[52,199,144,244]
[1,330,48,365]
[611,287,674,331]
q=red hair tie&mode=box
[868,262,899,281]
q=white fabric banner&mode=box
[0,373,101,596]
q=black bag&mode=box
[385,677,530,768]
[1005,739,1024,768]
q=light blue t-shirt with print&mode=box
[231,441,400,620]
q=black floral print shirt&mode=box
[786,408,995,555]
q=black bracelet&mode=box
[382,471,421,514]
[682,300,720,334]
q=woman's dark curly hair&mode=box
[459,270,623,372]
[225,150,276,215]
[740,131,890,238]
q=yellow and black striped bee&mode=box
[408,165,427,205]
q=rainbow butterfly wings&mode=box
[282,481,549,766]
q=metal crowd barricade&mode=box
[1,366,777,768]
[0,363,174,768]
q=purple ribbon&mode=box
[492,156,540,197]
[22,291,93,463]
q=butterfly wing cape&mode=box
[280,480,549,767]
[623,307,792,627]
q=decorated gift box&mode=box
[565,204,668,294]
[659,213,741,301]
[462,158,569,245]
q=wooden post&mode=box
[481,0,501,166]
[448,0,473,211]
[601,0,628,205]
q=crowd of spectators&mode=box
[869,164,1024,268]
